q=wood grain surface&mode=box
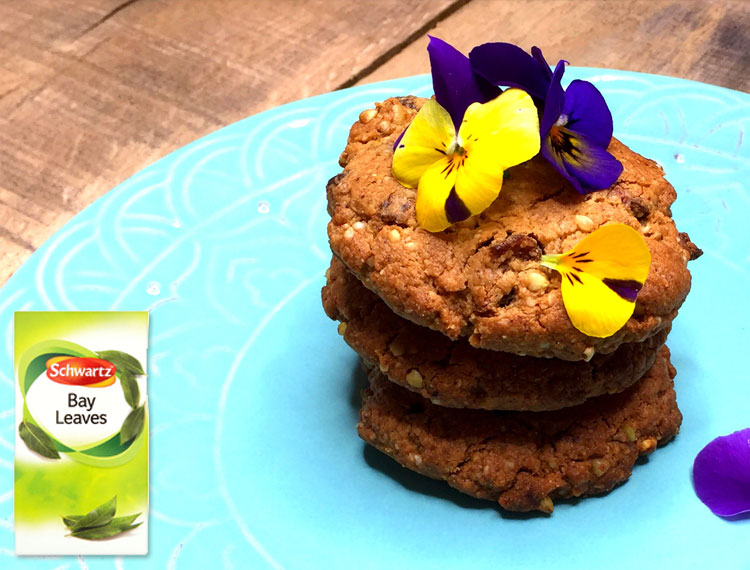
[0,0,748,285]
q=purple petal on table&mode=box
[542,129,623,193]
[693,428,750,517]
[531,46,553,80]
[539,60,567,136]
[562,80,614,147]
[468,42,549,100]
[427,36,500,128]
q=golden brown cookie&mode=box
[327,96,700,360]
[357,346,681,513]
[323,257,668,411]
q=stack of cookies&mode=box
[322,96,701,513]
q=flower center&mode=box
[446,136,466,156]
[549,125,564,146]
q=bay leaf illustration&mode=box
[97,350,145,376]
[69,496,116,531]
[70,519,141,540]
[120,405,145,445]
[119,370,140,409]
[19,420,60,459]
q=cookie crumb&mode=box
[538,497,554,514]
[406,370,424,388]
[525,271,549,292]
[575,214,595,231]
[377,121,392,135]
[389,339,406,357]
[638,437,657,453]
[591,459,609,477]
[359,108,377,124]
[623,424,637,442]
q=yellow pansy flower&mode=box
[540,223,651,338]
[392,89,540,232]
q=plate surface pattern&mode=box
[0,71,748,568]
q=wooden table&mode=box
[1,0,748,286]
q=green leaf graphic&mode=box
[62,515,83,528]
[70,519,142,540]
[97,350,145,376]
[119,370,140,409]
[120,406,145,445]
[69,496,117,531]
[18,420,60,459]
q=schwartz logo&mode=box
[45,357,117,388]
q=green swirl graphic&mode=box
[17,339,146,467]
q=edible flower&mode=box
[540,223,650,337]
[392,37,540,232]
[469,43,623,194]
[694,428,750,518]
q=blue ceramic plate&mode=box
[1,70,748,569]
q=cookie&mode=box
[323,257,669,411]
[357,346,681,513]
[327,96,701,360]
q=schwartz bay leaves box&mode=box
[14,312,148,555]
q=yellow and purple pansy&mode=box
[469,43,623,193]
[391,37,649,339]
[540,223,650,338]
[391,37,540,232]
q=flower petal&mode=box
[550,223,650,283]
[428,36,501,129]
[392,99,455,188]
[539,60,567,136]
[415,156,460,232]
[412,90,540,233]
[468,42,550,100]
[562,80,614,147]
[542,127,624,193]
[460,89,541,168]
[694,428,750,517]
[452,89,539,217]
[452,139,504,221]
[540,223,650,337]
[554,264,638,338]
[530,46,553,80]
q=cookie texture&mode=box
[323,257,669,411]
[328,96,701,360]
[357,346,681,513]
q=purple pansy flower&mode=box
[394,36,500,149]
[427,35,501,128]
[390,37,540,233]
[693,428,750,517]
[469,43,623,194]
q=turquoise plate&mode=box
[1,70,749,568]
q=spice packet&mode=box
[14,311,149,555]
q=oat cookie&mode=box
[327,96,701,360]
[324,257,668,411]
[357,347,681,513]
